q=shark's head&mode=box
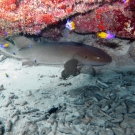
[74,45,112,66]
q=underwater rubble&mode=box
[0,64,135,134]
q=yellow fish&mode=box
[97,31,115,39]
[5,73,9,78]
[123,0,130,3]
[0,43,9,48]
[65,19,75,30]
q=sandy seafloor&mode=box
[0,31,135,135]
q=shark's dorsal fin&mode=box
[12,36,34,50]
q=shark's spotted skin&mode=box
[0,36,112,66]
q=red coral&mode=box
[73,1,135,39]
[0,0,16,5]
[0,0,131,35]
[36,14,54,24]
[4,4,17,11]
[57,3,66,9]
[66,6,73,13]
[52,0,63,4]
[0,0,17,11]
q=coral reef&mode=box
[73,0,135,39]
[0,0,134,39]
[0,0,107,37]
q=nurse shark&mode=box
[0,36,112,67]
[0,36,112,66]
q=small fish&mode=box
[122,0,130,3]
[0,43,9,48]
[29,45,32,48]
[36,30,41,35]
[65,19,75,31]
[12,52,16,55]
[5,73,9,78]
[66,31,72,37]
[4,31,8,35]
[97,31,115,39]
[4,30,11,35]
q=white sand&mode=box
[0,57,96,134]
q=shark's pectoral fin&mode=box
[61,59,78,79]
[22,59,37,66]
